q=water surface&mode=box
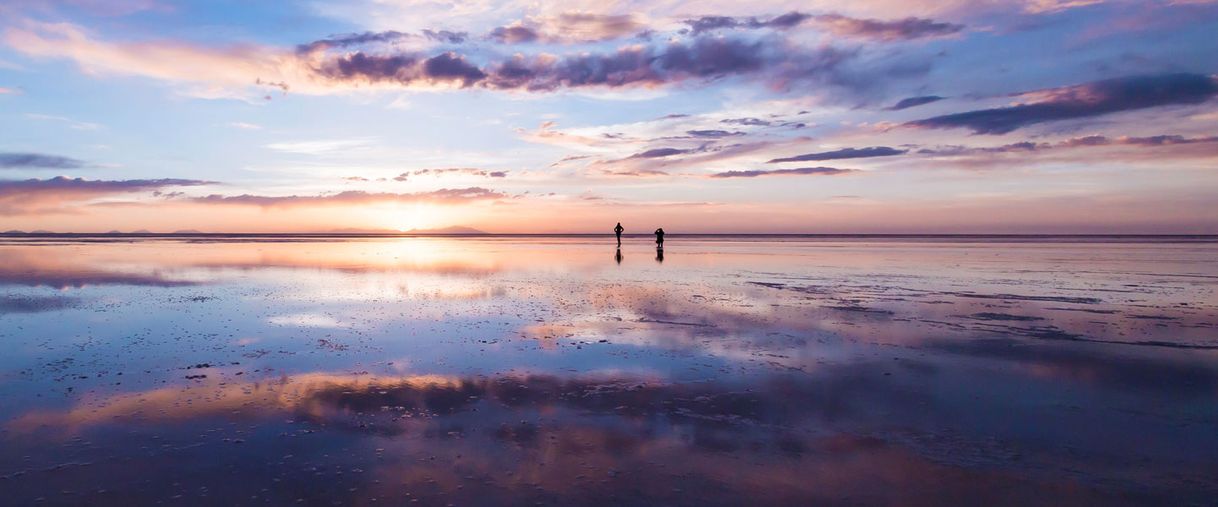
[1,236,1216,505]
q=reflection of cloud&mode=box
[0,294,80,313]
[0,248,199,288]
[5,369,1166,504]
[267,313,350,328]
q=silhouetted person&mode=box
[654,227,665,247]
[614,222,624,246]
[615,248,623,264]
[655,246,664,263]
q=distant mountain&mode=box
[172,229,203,234]
[326,227,402,234]
[405,226,488,235]
[132,229,152,234]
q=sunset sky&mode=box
[1,0,1216,233]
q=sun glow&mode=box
[381,202,442,232]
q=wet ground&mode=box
[0,236,1216,505]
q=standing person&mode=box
[614,222,624,246]
[654,227,665,248]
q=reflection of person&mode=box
[615,248,623,264]
[614,222,624,246]
[654,227,665,247]
[655,246,664,263]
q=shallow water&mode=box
[1,236,1216,505]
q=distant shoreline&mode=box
[1,232,1216,243]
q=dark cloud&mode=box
[0,177,211,214]
[887,95,944,110]
[710,166,858,178]
[687,129,744,138]
[422,52,486,85]
[628,147,696,159]
[489,14,643,44]
[488,25,539,44]
[814,15,964,41]
[919,134,1218,156]
[0,152,85,169]
[297,31,412,53]
[684,12,962,41]
[422,29,468,44]
[684,12,812,34]
[907,73,1218,135]
[313,35,863,93]
[190,188,506,207]
[298,29,468,54]
[720,117,772,126]
[768,146,906,163]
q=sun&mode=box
[381,202,442,232]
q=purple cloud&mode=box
[887,95,944,110]
[0,177,211,214]
[312,35,864,93]
[710,167,858,178]
[684,12,962,41]
[628,147,696,159]
[0,152,85,169]
[190,188,506,207]
[488,25,539,44]
[814,15,964,41]
[907,73,1218,135]
[768,146,906,163]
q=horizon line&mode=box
[3,232,1217,238]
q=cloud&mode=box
[315,34,862,94]
[2,21,308,100]
[684,12,813,34]
[919,134,1218,156]
[908,73,1218,135]
[488,24,539,43]
[189,187,506,207]
[489,13,643,44]
[0,86,19,94]
[393,168,508,180]
[227,121,262,130]
[264,138,376,155]
[0,176,210,214]
[422,29,468,44]
[686,129,744,138]
[768,146,906,163]
[0,152,85,169]
[296,30,414,53]
[709,166,858,178]
[7,19,920,99]
[316,51,486,88]
[25,113,100,130]
[813,15,964,41]
[627,147,697,159]
[684,12,963,41]
[887,95,943,110]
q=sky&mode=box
[0,0,1216,234]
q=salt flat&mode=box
[1,236,1216,505]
